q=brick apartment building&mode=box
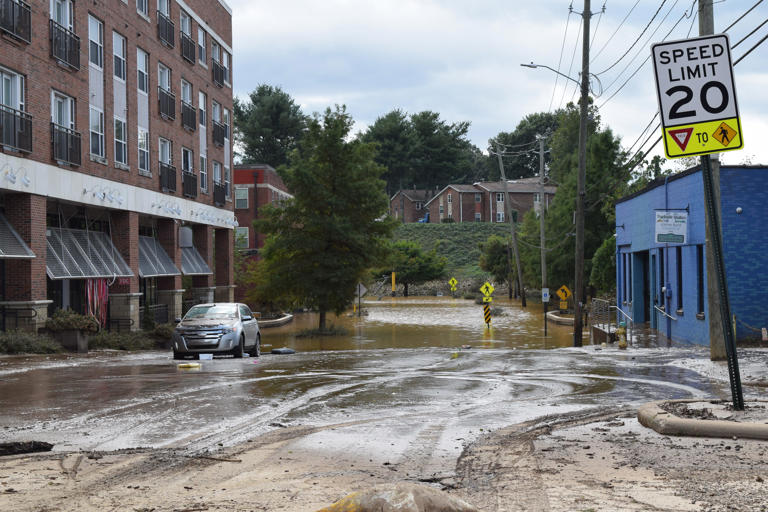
[0,0,236,331]
[233,163,292,255]
[389,189,432,223]
[425,178,557,223]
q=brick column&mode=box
[156,218,183,321]
[2,193,50,331]
[214,227,234,302]
[108,211,141,331]
[191,224,215,303]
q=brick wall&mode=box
[4,193,47,301]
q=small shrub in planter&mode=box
[0,330,62,354]
[45,309,100,333]
[88,331,157,351]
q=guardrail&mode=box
[0,306,37,332]
[655,304,677,321]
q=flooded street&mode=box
[0,297,723,455]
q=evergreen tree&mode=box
[377,240,447,296]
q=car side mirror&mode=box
[242,315,252,321]
[174,317,182,324]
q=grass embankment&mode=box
[393,223,510,280]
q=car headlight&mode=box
[221,326,236,334]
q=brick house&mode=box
[389,189,432,223]
[424,178,557,223]
[233,164,292,255]
[0,0,236,331]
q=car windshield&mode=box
[184,305,238,320]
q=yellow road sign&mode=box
[450,286,457,292]
[483,304,491,325]
[556,285,571,301]
[663,117,742,158]
[559,301,568,310]
[449,277,457,287]
[480,282,495,296]
[483,296,493,303]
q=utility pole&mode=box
[495,144,526,307]
[539,136,548,334]
[573,0,590,347]
[697,0,743,408]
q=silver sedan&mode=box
[172,303,260,359]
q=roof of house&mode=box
[423,184,481,206]
[391,189,432,202]
[475,179,558,194]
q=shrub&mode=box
[45,309,100,333]
[88,331,157,351]
[152,323,175,341]
[0,330,62,354]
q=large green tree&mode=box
[486,111,561,181]
[233,84,308,167]
[478,235,516,297]
[360,110,416,198]
[255,106,396,330]
[379,240,447,297]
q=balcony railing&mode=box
[159,162,176,193]
[212,119,225,147]
[0,105,32,153]
[0,0,31,43]
[50,123,81,166]
[180,32,195,63]
[158,86,176,120]
[157,11,174,47]
[182,171,197,198]
[212,60,225,87]
[181,100,196,131]
[49,19,80,70]
[213,181,226,206]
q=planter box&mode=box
[54,329,89,353]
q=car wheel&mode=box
[233,335,244,358]
[253,334,261,357]
[173,350,186,360]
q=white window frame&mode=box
[50,0,73,31]
[475,212,482,222]
[199,154,208,192]
[415,202,422,210]
[138,127,149,174]
[496,211,505,223]
[223,108,230,138]
[136,0,148,17]
[180,10,191,36]
[158,63,171,91]
[198,91,206,126]
[88,15,104,69]
[222,51,230,85]
[197,28,207,66]
[113,32,127,81]
[475,193,481,203]
[137,48,149,94]
[213,160,221,184]
[211,40,220,63]
[0,67,25,111]
[212,100,221,122]
[224,165,231,198]
[181,146,193,173]
[89,107,105,157]
[496,192,504,202]
[234,187,248,209]
[158,137,172,165]
[533,192,541,202]
[51,91,75,129]
[181,79,192,104]
[114,117,127,166]
[235,227,248,249]
[157,0,169,17]
[447,193,452,203]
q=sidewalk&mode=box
[639,399,768,440]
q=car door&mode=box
[239,305,257,346]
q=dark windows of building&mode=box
[114,117,127,165]
[89,106,105,158]
[159,136,175,192]
[475,193,481,203]
[234,187,247,209]
[495,192,504,202]
[659,247,665,303]
[50,0,80,69]
[697,244,704,315]
[235,226,248,249]
[138,127,149,174]
[0,66,31,153]
[197,27,207,65]
[181,146,196,198]
[0,0,32,43]
[88,15,103,68]
[157,0,174,47]
[137,47,149,94]
[474,212,481,222]
[137,0,148,17]
[157,63,175,120]
[181,78,195,130]
[113,31,127,81]
[199,154,207,192]
[676,246,683,312]
[180,10,194,63]
[447,193,452,203]
[51,90,80,165]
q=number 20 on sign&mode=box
[651,34,743,159]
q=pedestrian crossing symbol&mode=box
[480,282,494,297]
[713,122,737,147]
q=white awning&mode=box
[46,227,133,279]
[138,236,181,278]
[0,213,35,259]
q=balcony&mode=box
[0,105,31,153]
[181,100,196,131]
[180,32,195,63]
[159,162,176,193]
[212,119,225,147]
[157,11,174,48]
[50,123,81,166]
[182,171,197,198]
[49,19,80,70]
[158,86,175,120]
[212,60,225,87]
[213,181,226,206]
[0,0,31,43]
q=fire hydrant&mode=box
[617,321,627,349]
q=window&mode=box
[51,91,75,128]
[474,212,481,222]
[181,147,193,172]
[158,63,170,91]
[235,188,248,209]
[157,0,169,16]
[212,100,220,122]
[198,91,206,125]
[137,48,149,93]
[533,192,540,202]
[213,160,221,183]
[114,117,127,165]
[223,108,230,138]
[235,227,248,249]
[113,32,126,80]
[496,192,504,202]
[222,51,230,84]
[447,193,452,203]
[89,107,105,157]
[138,128,149,173]
[197,28,206,65]
[224,165,230,198]
[181,79,192,103]
[199,155,207,191]
[180,10,191,36]
[0,67,25,111]
[137,0,148,17]
[415,202,422,210]
[697,245,704,315]
[211,40,220,63]
[88,15,104,68]
[439,204,443,215]
[659,247,665,302]
[51,0,73,30]
[496,211,504,223]
[676,246,683,311]
[159,137,171,164]
[475,193,481,203]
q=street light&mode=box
[520,63,602,97]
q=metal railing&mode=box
[108,317,134,333]
[0,105,32,153]
[181,100,196,131]
[158,87,176,120]
[0,306,37,332]
[590,298,634,345]
[213,181,226,206]
[180,31,195,63]
[139,304,168,326]
[212,119,225,146]
[182,170,197,198]
[157,11,174,47]
[159,162,176,193]
[654,304,678,321]
[51,122,81,165]
[212,60,225,87]
[50,19,80,69]
[0,0,31,43]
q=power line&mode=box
[559,15,583,110]
[590,1,607,49]
[549,8,574,112]
[731,16,768,49]
[723,0,764,32]
[734,29,768,64]
[590,0,641,63]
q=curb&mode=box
[637,399,768,440]
[546,311,574,325]
[258,313,294,328]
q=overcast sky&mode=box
[229,0,768,167]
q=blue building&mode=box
[615,165,768,346]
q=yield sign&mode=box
[669,127,694,151]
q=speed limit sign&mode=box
[651,34,743,158]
